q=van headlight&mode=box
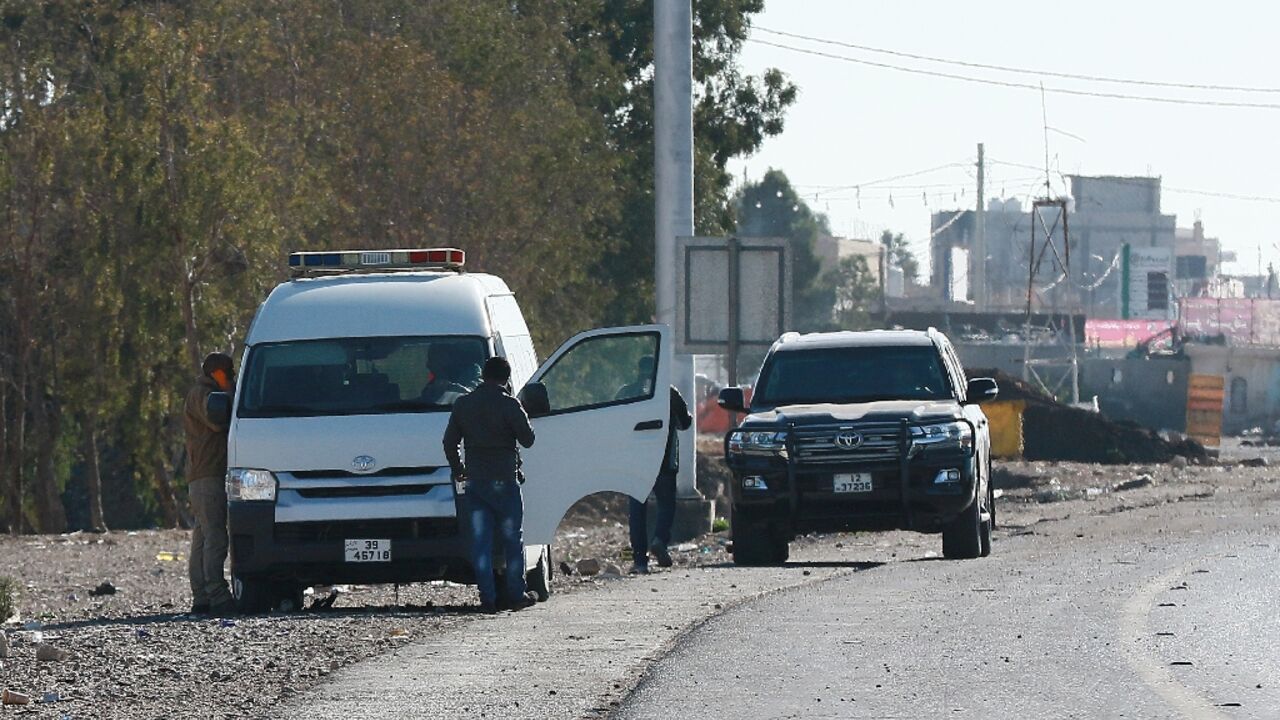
[727,430,788,457]
[912,422,973,453]
[227,468,278,501]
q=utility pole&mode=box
[975,143,987,311]
[654,0,712,538]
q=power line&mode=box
[989,160,1280,203]
[755,26,1280,95]
[747,38,1280,111]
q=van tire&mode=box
[526,548,552,602]
[232,574,272,614]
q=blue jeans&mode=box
[629,470,677,565]
[466,479,527,606]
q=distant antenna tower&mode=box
[1020,85,1080,404]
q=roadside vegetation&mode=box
[0,1,818,533]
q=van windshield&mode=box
[238,336,489,418]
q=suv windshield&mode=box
[754,345,952,407]
[238,336,488,418]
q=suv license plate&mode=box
[344,539,392,562]
[833,473,873,493]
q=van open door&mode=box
[518,325,672,545]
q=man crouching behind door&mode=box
[443,356,537,613]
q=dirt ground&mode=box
[1,440,1275,719]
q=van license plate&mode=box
[833,473,873,493]
[344,539,392,562]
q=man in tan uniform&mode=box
[185,352,235,616]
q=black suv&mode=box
[718,329,999,564]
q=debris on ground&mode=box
[1114,475,1154,492]
[575,558,603,576]
[35,644,70,662]
[1,689,32,705]
[0,632,8,658]
[90,580,118,596]
[0,575,16,623]
[972,368,1208,465]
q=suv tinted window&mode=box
[754,346,952,407]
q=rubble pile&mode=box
[971,369,1208,465]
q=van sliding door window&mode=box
[238,336,488,417]
[539,333,660,414]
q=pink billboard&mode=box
[1180,298,1280,346]
[1086,320,1172,349]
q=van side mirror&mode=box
[718,387,747,414]
[207,391,232,427]
[518,382,551,418]
[965,377,999,405]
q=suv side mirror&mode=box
[206,391,232,427]
[518,382,551,418]
[965,377,999,405]
[718,387,747,414]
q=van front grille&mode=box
[273,518,458,544]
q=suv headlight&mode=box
[226,468,278,501]
[912,421,974,453]
[728,429,789,457]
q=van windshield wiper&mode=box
[368,400,444,412]
[248,404,320,416]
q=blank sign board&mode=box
[675,236,791,354]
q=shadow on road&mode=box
[43,602,484,631]
[781,560,884,570]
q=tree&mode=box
[562,0,799,327]
[880,230,919,284]
[735,169,835,332]
[0,0,796,532]
[829,255,878,330]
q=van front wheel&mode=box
[526,548,552,602]
[232,574,271,614]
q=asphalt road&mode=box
[616,489,1280,719]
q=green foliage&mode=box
[734,169,835,332]
[830,255,878,330]
[0,0,793,531]
[712,516,730,533]
[0,575,16,622]
[880,230,919,284]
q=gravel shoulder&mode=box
[2,442,1275,719]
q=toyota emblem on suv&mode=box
[351,455,377,473]
[833,431,863,449]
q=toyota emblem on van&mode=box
[351,455,377,473]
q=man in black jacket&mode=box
[443,356,537,612]
[628,370,693,574]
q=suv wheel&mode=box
[732,506,788,566]
[942,492,983,560]
[979,479,995,558]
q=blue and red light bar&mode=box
[288,248,465,274]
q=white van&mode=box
[212,248,673,612]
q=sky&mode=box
[728,1,1280,277]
